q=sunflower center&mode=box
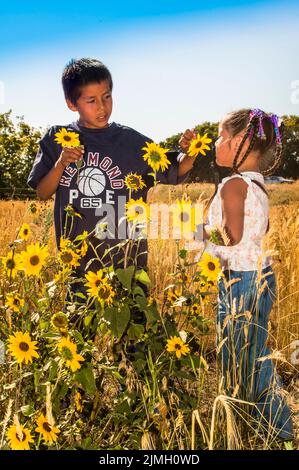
[13,298,20,306]
[43,422,52,433]
[95,279,102,288]
[195,141,203,149]
[130,176,140,186]
[208,262,216,271]
[19,342,29,352]
[149,151,161,162]
[16,431,26,442]
[6,259,16,270]
[30,255,40,266]
[23,229,28,235]
[61,346,73,361]
[63,135,71,142]
[174,343,182,350]
[61,252,73,263]
[53,316,67,328]
[98,285,111,299]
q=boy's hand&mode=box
[57,146,84,168]
[179,128,197,154]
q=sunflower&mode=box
[206,279,218,293]
[57,337,84,372]
[190,303,201,315]
[197,253,222,282]
[96,281,116,305]
[20,242,49,277]
[125,197,149,224]
[142,142,171,172]
[51,312,68,331]
[166,336,190,359]
[54,128,80,148]
[125,173,146,192]
[177,271,192,285]
[35,414,60,444]
[166,289,181,304]
[58,248,81,268]
[7,331,39,364]
[188,133,212,158]
[28,201,38,214]
[18,223,31,241]
[172,197,196,234]
[1,251,22,278]
[6,424,34,450]
[84,270,105,296]
[6,293,25,313]
[59,236,73,250]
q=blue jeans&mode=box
[217,265,293,439]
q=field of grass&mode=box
[0,181,298,450]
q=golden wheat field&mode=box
[0,182,298,450]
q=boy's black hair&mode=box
[62,58,113,104]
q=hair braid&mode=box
[229,119,259,175]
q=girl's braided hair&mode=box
[204,108,284,218]
[224,108,283,177]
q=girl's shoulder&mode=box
[220,175,249,200]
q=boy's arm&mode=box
[178,152,196,180]
[36,147,84,200]
[156,150,194,185]
[27,128,84,200]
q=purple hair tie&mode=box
[248,108,282,145]
[249,108,267,140]
[269,113,282,145]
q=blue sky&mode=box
[0,0,299,141]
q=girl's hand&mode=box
[179,128,197,153]
[57,146,84,168]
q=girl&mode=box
[180,109,293,440]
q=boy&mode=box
[27,58,195,285]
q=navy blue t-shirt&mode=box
[27,121,190,273]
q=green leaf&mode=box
[132,358,146,373]
[135,295,148,310]
[179,249,188,259]
[133,286,146,297]
[116,266,135,291]
[74,292,87,300]
[145,305,160,324]
[104,305,131,339]
[75,363,96,395]
[135,269,151,286]
[175,370,193,380]
[72,330,84,345]
[127,323,144,341]
[21,404,35,417]
[48,360,59,382]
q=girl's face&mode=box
[215,120,235,167]
[215,119,248,168]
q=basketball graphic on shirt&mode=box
[78,167,106,196]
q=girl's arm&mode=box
[220,178,248,245]
[201,178,248,246]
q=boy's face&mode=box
[67,80,113,129]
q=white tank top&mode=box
[204,171,272,271]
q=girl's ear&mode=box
[231,133,244,153]
[66,99,78,112]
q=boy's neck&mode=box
[78,118,110,129]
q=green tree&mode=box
[0,110,41,198]
[280,115,299,178]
